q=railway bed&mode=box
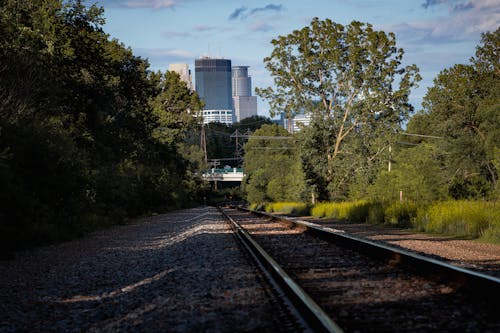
[220,206,500,332]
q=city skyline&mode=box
[171,60,259,124]
[94,0,499,118]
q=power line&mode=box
[248,147,297,150]
[400,133,444,139]
[208,158,240,161]
[397,141,420,146]
[236,135,295,140]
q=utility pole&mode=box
[200,124,207,164]
[388,145,392,172]
[234,129,239,164]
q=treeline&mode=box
[0,0,205,253]
[202,115,273,166]
[245,19,499,205]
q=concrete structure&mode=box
[168,63,193,90]
[232,66,257,122]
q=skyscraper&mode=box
[195,57,233,124]
[232,66,257,122]
[168,63,193,91]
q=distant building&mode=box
[195,57,233,124]
[168,63,193,90]
[232,66,257,122]
[282,111,311,133]
[201,109,234,125]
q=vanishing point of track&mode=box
[220,206,500,333]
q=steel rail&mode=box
[218,207,344,333]
[240,207,500,301]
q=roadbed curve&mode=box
[0,206,292,333]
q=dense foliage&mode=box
[242,124,307,204]
[202,115,273,166]
[369,27,500,201]
[248,20,499,242]
[0,0,204,253]
[257,18,421,200]
[253,19,498,204]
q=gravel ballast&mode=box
[0,206,289,332]
[299,217,500,278]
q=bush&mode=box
[264,202,310,216]
[415,200,499,239]
[384,201,420,227]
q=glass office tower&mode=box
[195,57,233,111]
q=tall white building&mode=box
[232,66,257,122]
[168,63,193,91]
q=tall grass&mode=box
[384,201,420,228]
[264,202,310,216]
[310,200,499,243]
[311,200,371,222]
[415,200,499,240]
[255,199,499,244]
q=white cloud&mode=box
[248,22,274,32]
[98,0,181,9]
[381,0,499,44]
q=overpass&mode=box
[202,168,245,182]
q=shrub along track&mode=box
[220,207,500,332]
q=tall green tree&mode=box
[257,18,420,200]
[243,124,307,204]
[415,28,499,199]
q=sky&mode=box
[92,0,499,118]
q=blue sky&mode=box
[93,0,499,117]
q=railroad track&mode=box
[219,206,500,333]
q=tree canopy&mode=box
[406,27,499,199]
[0,0,205,254]
[257,18,421,200]
[243,124,307,204]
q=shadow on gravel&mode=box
[0,207,281,333]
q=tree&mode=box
[243,124,307,204]
[149,70,203,145]
[0,0,206,254]
[417,27,499,199]
[257,18,420,200]
[234,115,273,131]
[366,143,448,202]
